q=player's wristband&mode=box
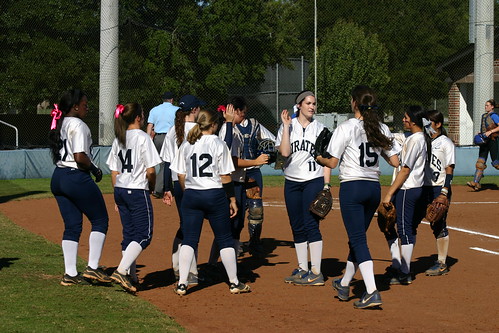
[444,174,453,189]
[440,188,448,197]
[323,183,331,190]
[223,181,235,198]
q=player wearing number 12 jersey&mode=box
[170,110,250,295]
[107,103,162,293]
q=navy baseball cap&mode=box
[162,91,174,99]
[179,94,206,111]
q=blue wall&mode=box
[0,146,486,180]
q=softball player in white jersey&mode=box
[106,103,162,293]
[318,85,400,309]
[170,110,250,295]
[48,89,111,286]
[160,100,201,284]
[382,106,431,285]
[422,110,455,276]
[277,90,331,286]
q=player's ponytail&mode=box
[426,110,447,137]
[114,103,143,148]
[406,105,432,161]
[174,108,191,147]
[352,85,393,150]
[187,109,217,144]
[48,89,86,164]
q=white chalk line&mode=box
[264,201,499,241]
[469,247,499,255]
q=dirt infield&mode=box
[1,185,498,332]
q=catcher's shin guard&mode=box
[473,158,487,183]
[247,198,264,257]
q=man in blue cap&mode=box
[147,92,179,197]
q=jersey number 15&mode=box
[358,142,378,167]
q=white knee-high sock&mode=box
[178,245,195,285]
[341,260,358,286]
[220,247,238,285]
[294,242,308,271]
[88,231,106,269]
[388,238,401,270]
[62,240,79,277]
[171,237,182,272]
[309,240,323,275]
[359,260,377,294]
[117,241,142,275]
[437,236,449,263]
[400,244,414,274]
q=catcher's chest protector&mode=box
[481,112,498,137]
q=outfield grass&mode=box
[1,174,498,203]
[0,213,184,332]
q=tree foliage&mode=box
[309,20,389,113]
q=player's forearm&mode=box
[146,167,156,192]
[74,152,92,170]
[111,171,119,187]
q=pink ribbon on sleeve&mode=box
[115,104,125,118]
[217,105,226,112]
[50,104,62,130]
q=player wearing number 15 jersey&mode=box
[106,103,162,293]
[318,85,400,309]
[276,90,331,287]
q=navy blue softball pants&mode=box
[173,180,184,240]
[230,181,246,240]
[180,188,233,251]
[394,187,423,245]
[114,187,154,250]
[284,177,323,243]
[339,180,380,264]
[50,167,108,242]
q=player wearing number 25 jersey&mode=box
[106,103,162,293]
[49,89,111,286]
[421,110,455,276]
[276,90,331,287]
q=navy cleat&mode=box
[353,290,382,309]
[332,278,350,301]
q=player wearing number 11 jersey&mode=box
[106,103,162,293]
[276,90,331,287]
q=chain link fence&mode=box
[0,0,495,149]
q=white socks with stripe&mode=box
[400,244,414,274]
[88,231,106,270]
[62,240,78,277]
[437,236,449,263]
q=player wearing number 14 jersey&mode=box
[106,103,162,293]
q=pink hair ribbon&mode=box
[50,104,62,130]
[217,105,226,112]
[115,104,125,118]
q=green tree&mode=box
[0,0,100,114]
[308,20,389,113]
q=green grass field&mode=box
[0,174,497,331]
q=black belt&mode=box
[155,133,166,135]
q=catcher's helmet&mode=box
[473,133,488,146]
[257,139,277,164]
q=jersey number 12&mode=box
[190,153,213,177]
